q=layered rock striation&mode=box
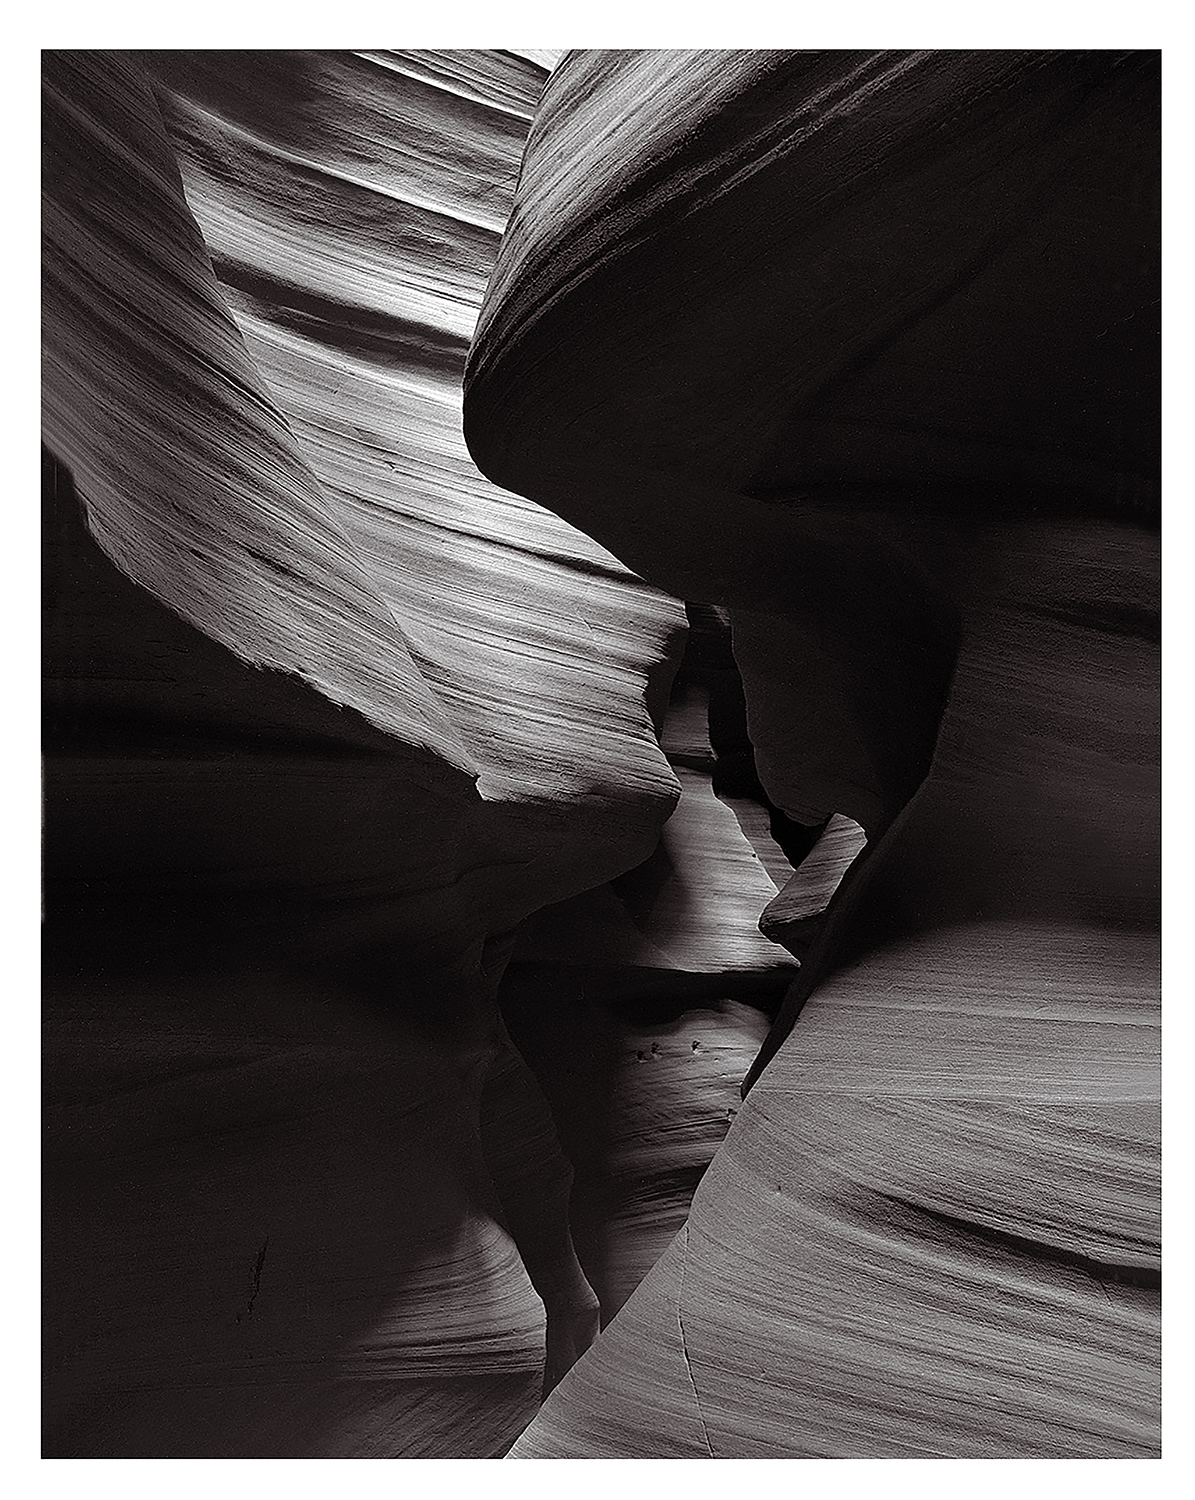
[465,49,1161,1458]
[44,48,684,966]
[41,48,710,1458]
[43,45,1161,1460]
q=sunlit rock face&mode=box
[41,48,690,1458]
[466,50,1160,1458]
[44,48,683,963]
[499,615,798,1320]
[44,45,1161,1461]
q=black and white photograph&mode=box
[37,14,1168,1472]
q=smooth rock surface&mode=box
[508,515,1161,1459]
[514,927,1158,1459]
[42,48,679,1458]
[43,45,1161,1461]
[466,49,1159,832]
[499,969,771,1324]
[759,812,867,955]
[44,50,686,955]
[43,953,546,1458]
[466,50,1160,1459]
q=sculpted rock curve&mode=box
[465,48,1161,1458]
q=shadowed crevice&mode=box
[881,1196,1161,1292]
[675,1225,716,1457]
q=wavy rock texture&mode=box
[45,49,683,957]
[499,973,772,1323]
[498,626,797,1321]
[511,522,1162,1456]
[467,49,1159,832]
[759,812,867,956]
[45,45,1161,1460]
[42,47,703,1458]
[465,50,1161,1458]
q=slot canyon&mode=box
[42,48,1159,1459]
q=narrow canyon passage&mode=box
[43,438,812,1452]
[42,48,808,1456]
[43,47,1159,1460]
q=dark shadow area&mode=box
[42,930,544,1457]
[497,962,771,1324]
[683,602,829,870]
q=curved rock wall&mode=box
[41,48,692,1458]
[44,49,685,960]
[471,50,1158,510]
[465,49,1161,1458]
[508,520,1161,1458]
[44,45,1161,1460]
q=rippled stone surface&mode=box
[466,50,1161,1459]
[41,48,689,1458]
[43,46,1160,1460]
